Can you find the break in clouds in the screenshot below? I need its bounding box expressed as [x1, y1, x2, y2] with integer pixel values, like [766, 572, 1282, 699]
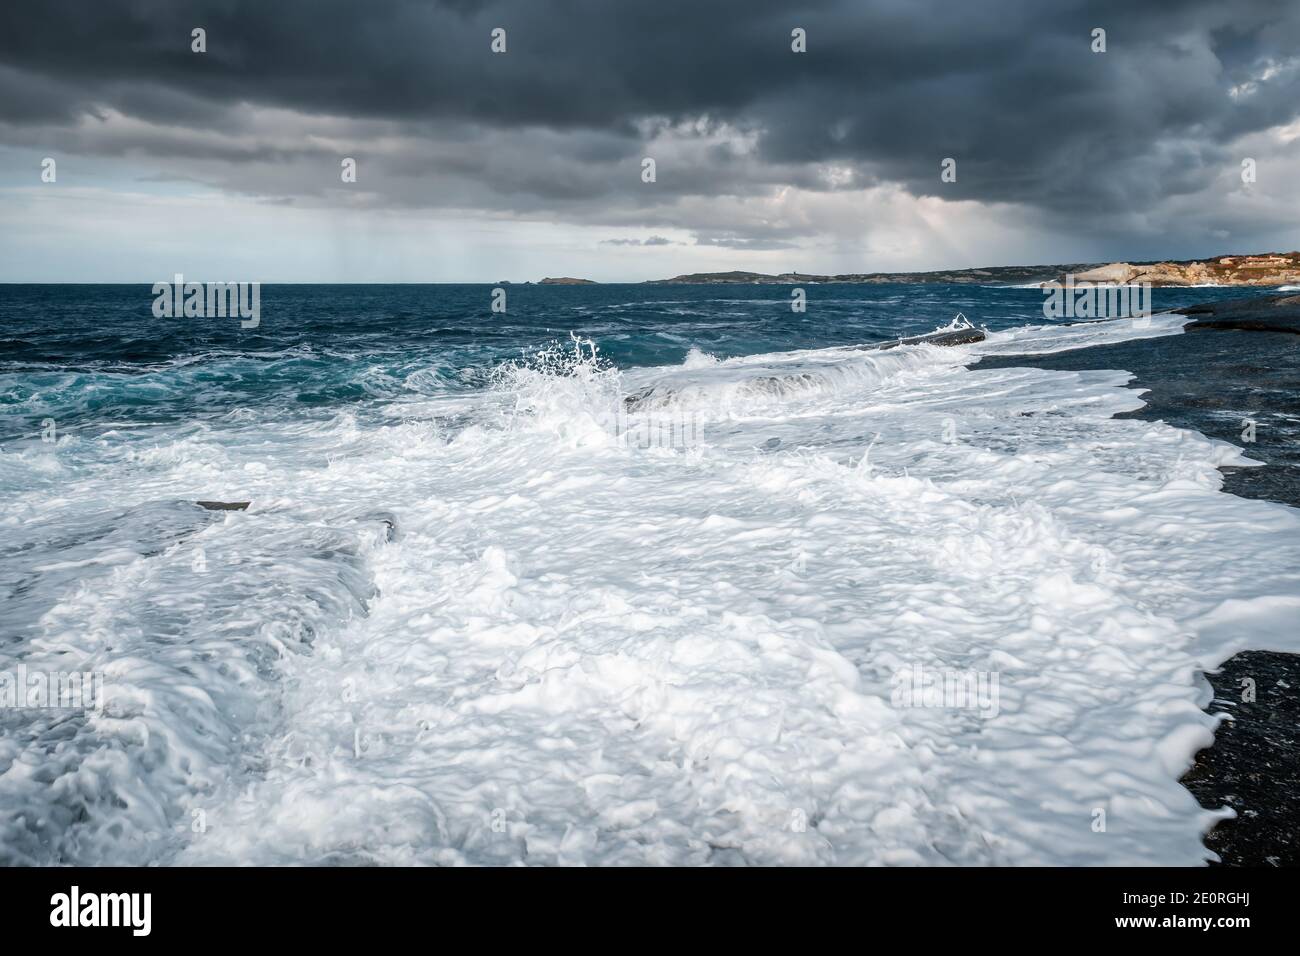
[1, 0, 1299, 278]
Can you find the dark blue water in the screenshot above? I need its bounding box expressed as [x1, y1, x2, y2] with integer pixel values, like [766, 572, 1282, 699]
[0, 282, 1268, 443]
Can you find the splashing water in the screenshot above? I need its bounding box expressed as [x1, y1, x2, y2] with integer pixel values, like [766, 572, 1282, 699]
[2, 283, 1297, 865]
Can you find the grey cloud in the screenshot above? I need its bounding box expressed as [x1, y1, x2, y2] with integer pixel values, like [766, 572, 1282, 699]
[600, 236, 680, 246]
[694, 235, 800, 251]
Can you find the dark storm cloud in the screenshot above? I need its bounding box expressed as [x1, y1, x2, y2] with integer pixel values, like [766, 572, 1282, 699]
[1, 0, 1298, 241]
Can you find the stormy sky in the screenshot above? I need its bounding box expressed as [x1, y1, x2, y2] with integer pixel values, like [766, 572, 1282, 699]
[1, 0, 1297, 281]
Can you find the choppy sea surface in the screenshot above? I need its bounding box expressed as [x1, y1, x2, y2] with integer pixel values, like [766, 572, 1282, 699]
[2, 283, 1299, 865]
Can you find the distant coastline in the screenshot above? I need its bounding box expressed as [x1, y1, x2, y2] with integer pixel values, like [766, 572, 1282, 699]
[540, 252, 1300, 288]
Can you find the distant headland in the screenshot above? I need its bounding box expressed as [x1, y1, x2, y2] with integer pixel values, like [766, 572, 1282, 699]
[533, 252, 1300, 287]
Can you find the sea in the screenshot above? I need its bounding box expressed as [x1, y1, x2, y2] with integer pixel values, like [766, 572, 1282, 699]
[2, 282, 1299, 865]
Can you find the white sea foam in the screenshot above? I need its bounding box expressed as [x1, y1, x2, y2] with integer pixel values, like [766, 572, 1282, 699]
[2, 315, 1298, 866]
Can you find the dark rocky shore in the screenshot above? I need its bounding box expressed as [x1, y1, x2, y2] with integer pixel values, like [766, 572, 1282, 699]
[1179, 651, 1300, 866]
[1177, 290, 1300, 335]
[978, 291, 1300, 866]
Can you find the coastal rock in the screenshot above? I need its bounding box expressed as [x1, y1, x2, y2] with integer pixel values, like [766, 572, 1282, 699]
[1066, 262, 1141, 284]
[538, 277, 597, 285]
[1175, 292, 1300, 334]
[868, 327, 986, 350]
[1050, 252, 1300, 288]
